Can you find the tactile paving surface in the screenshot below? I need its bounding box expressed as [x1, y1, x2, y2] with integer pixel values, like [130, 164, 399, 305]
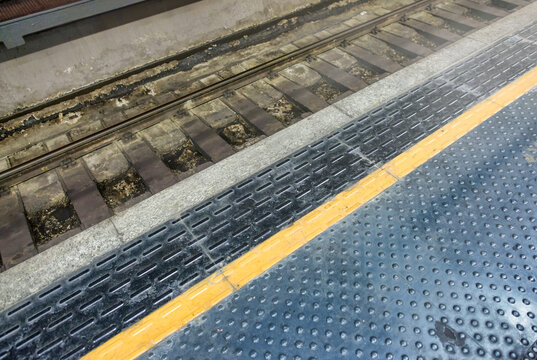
[142, 88, 537, 360]
[519, 22, 537, 43]
[0, 25, 536, 360]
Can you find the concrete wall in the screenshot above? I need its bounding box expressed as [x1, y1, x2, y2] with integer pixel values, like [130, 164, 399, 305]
[0, 0, 319, 117]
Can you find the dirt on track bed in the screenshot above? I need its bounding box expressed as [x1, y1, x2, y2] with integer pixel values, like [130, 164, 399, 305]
[27, 200, 81, 246]
[161, 140, 207, 173]
[264, 97, 304, 126]
[348, 62, 382, 83]
[310, 79, 346, 103]
[219, 120, 259, 149]
[96, 168, 147, 208]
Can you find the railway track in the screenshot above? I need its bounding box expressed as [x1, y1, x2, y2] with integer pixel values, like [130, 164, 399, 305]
[0, 0, 531, 270]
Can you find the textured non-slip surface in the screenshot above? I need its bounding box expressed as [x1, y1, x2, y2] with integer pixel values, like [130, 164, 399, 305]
[142, 88, 537, 360]
[0, 25, 536, 360]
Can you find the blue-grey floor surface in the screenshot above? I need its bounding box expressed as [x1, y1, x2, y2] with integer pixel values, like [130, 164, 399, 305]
[140, 87, 537, 360]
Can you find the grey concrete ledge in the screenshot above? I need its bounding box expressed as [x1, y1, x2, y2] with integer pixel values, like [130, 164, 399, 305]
[1, 3, 536, 312]
[0, 0, 322, 115]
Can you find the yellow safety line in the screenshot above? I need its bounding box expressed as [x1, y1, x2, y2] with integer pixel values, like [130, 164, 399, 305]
[83, 66, 537, 360]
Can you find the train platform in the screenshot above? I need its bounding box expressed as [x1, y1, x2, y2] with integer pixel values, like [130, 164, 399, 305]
[1, 4, 537, 360]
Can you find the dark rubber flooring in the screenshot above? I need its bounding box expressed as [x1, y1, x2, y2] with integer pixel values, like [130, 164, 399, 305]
[141, 89, 537, 360]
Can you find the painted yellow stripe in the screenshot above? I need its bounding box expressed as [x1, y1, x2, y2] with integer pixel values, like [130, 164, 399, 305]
[83, 66, 537, 360]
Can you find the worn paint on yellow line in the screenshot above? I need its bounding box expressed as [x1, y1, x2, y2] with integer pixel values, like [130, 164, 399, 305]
[82, 66, 537, 360]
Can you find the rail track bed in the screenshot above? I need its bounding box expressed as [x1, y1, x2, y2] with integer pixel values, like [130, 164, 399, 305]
[0, 0, 532, 269]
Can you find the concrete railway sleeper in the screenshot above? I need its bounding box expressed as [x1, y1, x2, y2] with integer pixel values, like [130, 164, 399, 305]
[0, 0, 532, 270]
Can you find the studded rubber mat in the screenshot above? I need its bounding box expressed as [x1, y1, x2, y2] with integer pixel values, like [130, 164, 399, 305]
[0, 25, 537, 360]
[142, 87, 537, 360]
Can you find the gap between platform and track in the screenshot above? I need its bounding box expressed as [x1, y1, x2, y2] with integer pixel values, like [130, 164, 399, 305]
[81, 61, 537, 360]
[0, 1, 536, 315]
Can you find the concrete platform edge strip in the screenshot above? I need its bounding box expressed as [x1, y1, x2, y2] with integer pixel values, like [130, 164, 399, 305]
[0, 2, 536, 313]
[82, 64, 537, 360]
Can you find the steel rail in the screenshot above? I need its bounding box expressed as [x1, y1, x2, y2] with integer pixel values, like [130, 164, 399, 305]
[0, 0, 437, 183]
